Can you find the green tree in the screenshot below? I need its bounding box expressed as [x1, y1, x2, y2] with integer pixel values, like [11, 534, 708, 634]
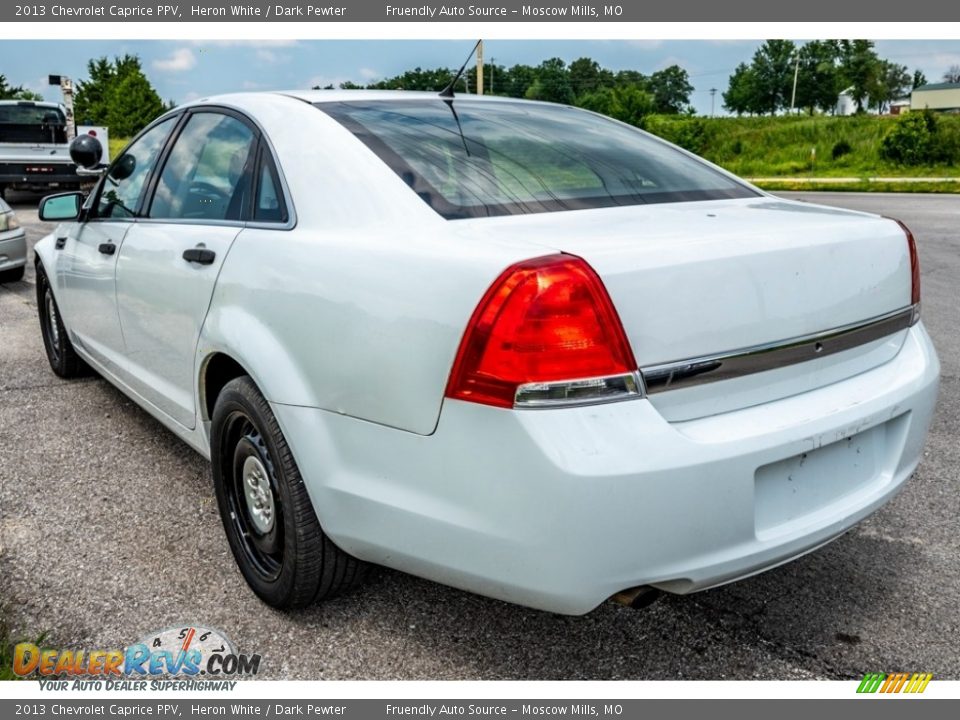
[912, 70, 927, 89]
[870, 61, 911, 113]
[839, 40, 881, 113]
[105, 70, 167, 137]
[750, 40, 797, 115]
[74, 55, 166, 134]
[568, 57, 613, 95]
[794, 40, 842, 114]
[0, 74, 42, 101]
[524, 58, 575, 105]
[613, 69, 648, 89]
[649, 65, 693, 114]
[501, 64, 537, 98]
[722, 63, 759, 116]
[367, 66, 455, 91]
[475, 62, 507, 95]
[944, 65, 960, 83]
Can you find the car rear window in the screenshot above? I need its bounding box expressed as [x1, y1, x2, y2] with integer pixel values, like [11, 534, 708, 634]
[0, 103, 67, 144]
[318, 99, 756, 219]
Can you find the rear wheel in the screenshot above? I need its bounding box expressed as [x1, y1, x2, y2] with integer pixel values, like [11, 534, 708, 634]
[36, 264, 89, 378]
[211, 376, 366, 608]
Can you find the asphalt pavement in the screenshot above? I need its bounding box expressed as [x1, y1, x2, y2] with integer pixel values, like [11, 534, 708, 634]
[0, 191, 957, 680]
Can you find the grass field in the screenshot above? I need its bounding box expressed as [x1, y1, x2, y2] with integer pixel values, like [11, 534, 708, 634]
[108, 136, 128, 162]
[643, 114, 960, 184]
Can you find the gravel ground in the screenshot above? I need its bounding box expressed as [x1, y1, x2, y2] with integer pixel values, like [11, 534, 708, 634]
[1, 191, 957, 680]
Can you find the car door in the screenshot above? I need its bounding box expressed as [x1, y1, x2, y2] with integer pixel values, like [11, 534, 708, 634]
[56, 116, 179, 369]
[114, 110, 259, 429]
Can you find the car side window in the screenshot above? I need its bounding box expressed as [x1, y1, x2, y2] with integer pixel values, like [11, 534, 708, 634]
[149, 112, 256, 222]
[94, 116, 177, 220]
[254, 153, 288, 223]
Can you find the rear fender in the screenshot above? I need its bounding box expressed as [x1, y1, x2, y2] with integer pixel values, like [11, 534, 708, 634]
[196, 304, 318, 421]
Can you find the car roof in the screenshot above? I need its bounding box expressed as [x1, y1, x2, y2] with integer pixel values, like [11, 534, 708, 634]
[181, 89, 555, 112]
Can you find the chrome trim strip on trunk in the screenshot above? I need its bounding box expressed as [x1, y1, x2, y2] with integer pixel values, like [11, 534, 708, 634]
[641, 305, 917, 394]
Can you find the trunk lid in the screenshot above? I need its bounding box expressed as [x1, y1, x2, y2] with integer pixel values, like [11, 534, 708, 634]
[453, 197, 914, 421]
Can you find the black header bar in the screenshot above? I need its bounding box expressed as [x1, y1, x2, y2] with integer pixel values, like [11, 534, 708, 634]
[5, 0, 959, 22]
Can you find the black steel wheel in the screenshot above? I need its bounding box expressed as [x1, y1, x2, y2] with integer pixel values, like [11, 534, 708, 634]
[210, 376, 367, 608]
[36, 263, 89, 378]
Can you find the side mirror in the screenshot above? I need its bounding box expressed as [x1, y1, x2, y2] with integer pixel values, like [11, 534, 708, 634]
[69, 134, 103, 169]
[110, 154, 136, 181]
[39, 192, 84, 222]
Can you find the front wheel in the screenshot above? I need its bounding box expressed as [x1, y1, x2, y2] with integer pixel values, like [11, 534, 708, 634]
[210, 376, 366, 608]
[36, 264, 89, 378]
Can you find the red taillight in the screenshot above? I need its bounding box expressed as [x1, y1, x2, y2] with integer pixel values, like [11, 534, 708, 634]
[445, 254, 639, 409]
[890, 218, 921, 310]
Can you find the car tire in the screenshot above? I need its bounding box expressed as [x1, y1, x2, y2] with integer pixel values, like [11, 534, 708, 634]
[211, 376, 367, 608]
[0, 265, 25, 283]
[36, 264, 90, 378]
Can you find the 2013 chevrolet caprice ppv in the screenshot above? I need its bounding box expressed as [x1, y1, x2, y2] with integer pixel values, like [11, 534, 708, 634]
[33, 91, 940, 614]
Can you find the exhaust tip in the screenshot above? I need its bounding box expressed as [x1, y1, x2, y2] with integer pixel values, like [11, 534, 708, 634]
[610, 585, 662, 610]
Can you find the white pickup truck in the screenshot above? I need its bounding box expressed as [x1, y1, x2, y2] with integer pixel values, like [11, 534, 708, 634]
[0, 100, 80, 199]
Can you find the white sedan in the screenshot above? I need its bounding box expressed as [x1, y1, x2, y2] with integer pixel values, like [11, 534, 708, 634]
[34, 91, 940, 614]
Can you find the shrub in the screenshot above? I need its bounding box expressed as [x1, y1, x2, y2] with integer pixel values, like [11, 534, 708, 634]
[935, 121, 960, 165]
[880, 111, 939, 165]
[832, 140, 853, 160]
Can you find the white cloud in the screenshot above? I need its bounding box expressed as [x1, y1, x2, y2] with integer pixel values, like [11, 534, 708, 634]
[358, 68, 380, 80]
[153, 48, 197, 73]
[623, 40, 664, 50]
[191, 40, 298, 48]
[256, 49, 291, 64]
[931, 53, 960, 69]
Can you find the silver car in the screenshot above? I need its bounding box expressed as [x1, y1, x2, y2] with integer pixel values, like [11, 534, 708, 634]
[0, 196, 26, 283]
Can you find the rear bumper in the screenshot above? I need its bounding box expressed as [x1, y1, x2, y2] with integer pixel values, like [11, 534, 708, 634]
[0, 161, 79, 188]
[272, 322, 940, 615]
[0, 228, 27, 271]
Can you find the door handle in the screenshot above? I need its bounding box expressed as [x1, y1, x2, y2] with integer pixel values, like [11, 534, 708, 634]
[182, 248, 216, 265]
[98, 243, 116, 255]
[55, 237, 67, 250]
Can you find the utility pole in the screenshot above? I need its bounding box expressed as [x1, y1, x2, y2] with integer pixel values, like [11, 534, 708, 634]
[790, 52, 800, 114]
[477, 39, 484, 95]
[489, 57, 495, 94]
[710, 88, 717, 117]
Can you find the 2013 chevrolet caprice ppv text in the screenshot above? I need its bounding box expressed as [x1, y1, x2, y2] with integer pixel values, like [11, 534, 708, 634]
[33, 92, 940, 614]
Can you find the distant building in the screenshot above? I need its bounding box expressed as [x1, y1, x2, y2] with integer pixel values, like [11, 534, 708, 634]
[835, 87, 857, 116]
[889, 99, 911, 115]
[910, 82, 960, 112]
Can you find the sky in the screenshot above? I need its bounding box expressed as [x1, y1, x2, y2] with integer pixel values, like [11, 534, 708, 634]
[2, 39, 959, 116]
